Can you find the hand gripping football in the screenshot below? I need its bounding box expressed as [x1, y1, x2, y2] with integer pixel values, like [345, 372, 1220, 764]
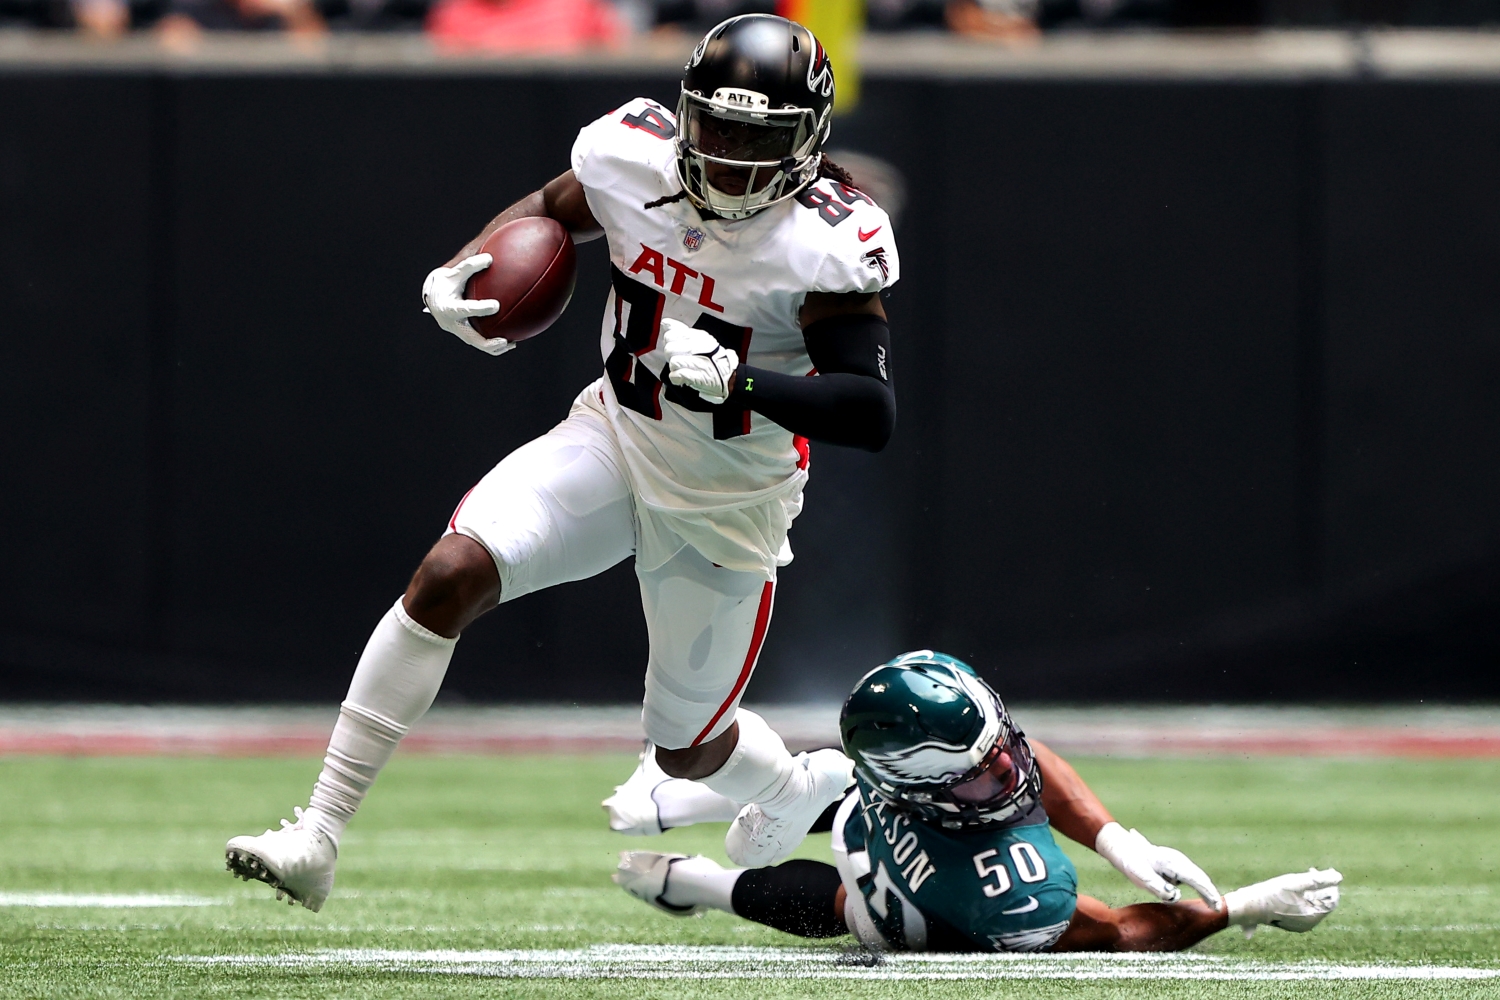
[464, 217, 577, 343]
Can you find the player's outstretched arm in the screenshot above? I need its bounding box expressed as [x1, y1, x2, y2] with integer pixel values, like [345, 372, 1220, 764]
[1052, 893, 1227, 952]
[423, 172, 604, 356]
[664, 290, 896, 451]
[1033, 739, 1220, 907]
[1052, 868, 1342, 952]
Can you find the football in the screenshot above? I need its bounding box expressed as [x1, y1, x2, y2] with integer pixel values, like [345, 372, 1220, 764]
[465, 217, 577, 343]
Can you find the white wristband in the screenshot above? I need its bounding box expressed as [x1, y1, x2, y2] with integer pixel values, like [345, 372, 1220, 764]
[1093, 821, 1131, 862]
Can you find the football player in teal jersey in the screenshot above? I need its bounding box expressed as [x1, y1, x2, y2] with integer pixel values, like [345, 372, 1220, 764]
[609, 651, 1342, 952]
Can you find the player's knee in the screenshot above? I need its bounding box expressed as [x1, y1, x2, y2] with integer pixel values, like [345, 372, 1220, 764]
[404, 535, 500, 631]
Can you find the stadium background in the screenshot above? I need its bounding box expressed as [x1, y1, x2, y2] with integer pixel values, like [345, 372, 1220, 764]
[4, 30, 1498, 705]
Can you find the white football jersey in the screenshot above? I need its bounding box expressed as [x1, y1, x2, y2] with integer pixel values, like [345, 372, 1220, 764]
[569, 96, 900, 523]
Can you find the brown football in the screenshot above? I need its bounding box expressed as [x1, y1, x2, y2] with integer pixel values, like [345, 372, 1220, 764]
[465, 217, 577, 344]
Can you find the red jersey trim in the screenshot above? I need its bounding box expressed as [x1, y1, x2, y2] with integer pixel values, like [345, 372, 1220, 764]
[447, 486, 478, 532]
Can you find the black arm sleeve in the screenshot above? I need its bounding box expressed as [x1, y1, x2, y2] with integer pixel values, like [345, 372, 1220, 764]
[727, 312, 896, 452]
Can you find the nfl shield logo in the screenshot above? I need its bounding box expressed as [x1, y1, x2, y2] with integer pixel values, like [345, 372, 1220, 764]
[682, 227, 705, 252]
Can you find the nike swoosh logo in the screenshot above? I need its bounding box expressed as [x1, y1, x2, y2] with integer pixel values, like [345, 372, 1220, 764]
[858, 226, 881, 242]
[1001, 896, 1039, 915]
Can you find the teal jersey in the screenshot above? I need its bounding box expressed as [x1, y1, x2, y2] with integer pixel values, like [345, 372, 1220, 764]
[839, 775, 1078, 952]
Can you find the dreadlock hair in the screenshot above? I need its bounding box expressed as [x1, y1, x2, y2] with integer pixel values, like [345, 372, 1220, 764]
[643, 189, 691, 210]
[817, 155, 860, 190]
[642, 155, 860, 211]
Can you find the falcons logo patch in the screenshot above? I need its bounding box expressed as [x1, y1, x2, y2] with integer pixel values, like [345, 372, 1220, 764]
[861, 246, 889, 281]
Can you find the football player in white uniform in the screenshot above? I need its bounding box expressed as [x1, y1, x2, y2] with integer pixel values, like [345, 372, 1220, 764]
[225, 14, 900, 912]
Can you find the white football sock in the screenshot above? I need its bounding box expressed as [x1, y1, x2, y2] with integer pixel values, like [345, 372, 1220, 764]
[695, 709, 810, 819]
[303, 598, 457, 845]
[655, 778, 742, 829]
[659, 855, 742, 912]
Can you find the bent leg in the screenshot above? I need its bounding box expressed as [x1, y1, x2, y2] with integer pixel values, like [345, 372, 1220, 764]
[303, 421, 636, 846]
[639, 545, 777, 780]
[639, 544, 774, 760]
[402, 533, 499, 638]
[638, 547, 848, 865]
[639, 548, 768, 779]
[731, 860, 847, 938]
[1051, 894, 1228, 952]
[450, 426, 636, 608]
[630, 853, 847, 938]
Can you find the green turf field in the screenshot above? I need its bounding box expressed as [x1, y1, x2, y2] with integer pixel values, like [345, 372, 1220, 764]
[2, 752, 1498, 998]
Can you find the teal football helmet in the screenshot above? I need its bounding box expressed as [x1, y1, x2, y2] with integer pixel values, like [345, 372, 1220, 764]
[839, 650, 1042, 829]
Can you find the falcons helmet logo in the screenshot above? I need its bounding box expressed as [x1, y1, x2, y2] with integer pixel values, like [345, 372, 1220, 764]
[806, 40, 834, 98]
[861, 246, 889, 281]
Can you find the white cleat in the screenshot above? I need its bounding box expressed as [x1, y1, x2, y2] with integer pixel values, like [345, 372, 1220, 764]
[725, 748, 853, 868]
[224, 807, 338, 913]
[602, 744, 669, 836]
[612, 851, 702, 916]
[1223, 867, 1342, 938]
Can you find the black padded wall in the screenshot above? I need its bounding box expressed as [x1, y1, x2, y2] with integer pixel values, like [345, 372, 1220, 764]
[1, 68, 1496, 702]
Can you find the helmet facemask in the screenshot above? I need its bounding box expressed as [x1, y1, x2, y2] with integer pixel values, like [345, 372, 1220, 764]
[901, 726, 1044, 829]
[676, 86, 828, 220]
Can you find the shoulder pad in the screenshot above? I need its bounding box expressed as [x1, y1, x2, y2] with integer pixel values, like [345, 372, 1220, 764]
[571, 97, 679, 190]
[790, 180, 900, 294]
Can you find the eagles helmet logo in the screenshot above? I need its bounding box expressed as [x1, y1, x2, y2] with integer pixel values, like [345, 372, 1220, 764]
[863, 739, 981, 785]
[857, 668, 1004, 786]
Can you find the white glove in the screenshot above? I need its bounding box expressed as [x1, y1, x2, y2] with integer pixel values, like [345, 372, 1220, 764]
[1094, 822, 1221, 907]
[661, 317, 738, 404]
[1223, 867, 1341, 939]
[420, 253, 514, 357]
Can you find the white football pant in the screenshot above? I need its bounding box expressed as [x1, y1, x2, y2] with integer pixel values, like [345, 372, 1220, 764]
[448, 405, 775, 750]
[301, 406, 783, 848]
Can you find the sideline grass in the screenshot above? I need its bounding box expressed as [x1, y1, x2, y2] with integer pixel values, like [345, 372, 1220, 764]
[1, 752, 1498, 998]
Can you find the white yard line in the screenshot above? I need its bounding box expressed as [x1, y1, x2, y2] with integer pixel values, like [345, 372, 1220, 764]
[173, 945, 1500, 980]
[2, 892, 222, 908]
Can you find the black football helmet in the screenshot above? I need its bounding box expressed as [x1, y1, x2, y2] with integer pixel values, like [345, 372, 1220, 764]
[677, 14, 835, 220]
